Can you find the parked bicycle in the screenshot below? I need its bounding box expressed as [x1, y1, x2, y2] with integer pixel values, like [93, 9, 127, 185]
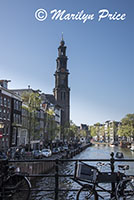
[0, 159, 31, 200]
[73, 160, 134, 200]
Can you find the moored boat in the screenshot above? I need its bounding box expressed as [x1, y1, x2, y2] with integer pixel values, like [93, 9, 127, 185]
[115, 152, 124, 159]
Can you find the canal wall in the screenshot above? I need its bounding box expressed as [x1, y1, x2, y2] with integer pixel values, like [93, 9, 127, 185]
[13, 160, 55, 176]
[10, 143, 91, 177]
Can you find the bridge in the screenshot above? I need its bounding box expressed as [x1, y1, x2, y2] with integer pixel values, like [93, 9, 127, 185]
[9, 152, 134, 200]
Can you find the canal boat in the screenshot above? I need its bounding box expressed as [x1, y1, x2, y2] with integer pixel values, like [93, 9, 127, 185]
[110, 143, 115, 147]
[115, 152, 124, 159]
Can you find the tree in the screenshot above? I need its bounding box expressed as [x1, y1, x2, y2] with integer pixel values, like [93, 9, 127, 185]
[90, 126, 97, 137]
[79, 129, 87, 137]
[106, 126, 110, 142]
[61, 122, 70, 142]
[94, 123, 101, 141]
[45, 108, 57, 143]
[60, 121, 78, 142]
[100, 125, 105, 141]
[117, 114, 134, 140]
[69, 121, 78, 140]
[22, 92, 41, 149]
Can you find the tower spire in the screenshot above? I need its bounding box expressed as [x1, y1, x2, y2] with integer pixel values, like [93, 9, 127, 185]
[60, 33, 65, 46]
[54, 38, 70, 126]
[61, 32, 64, 41]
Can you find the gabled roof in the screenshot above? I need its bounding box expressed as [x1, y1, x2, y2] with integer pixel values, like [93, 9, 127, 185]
[41, 93, 62, 108]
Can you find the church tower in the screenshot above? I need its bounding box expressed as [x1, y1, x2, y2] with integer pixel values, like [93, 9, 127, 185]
[53, 36, 70, 126]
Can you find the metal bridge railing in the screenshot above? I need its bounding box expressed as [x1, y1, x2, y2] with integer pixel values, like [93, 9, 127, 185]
[9, 152, 134, 200]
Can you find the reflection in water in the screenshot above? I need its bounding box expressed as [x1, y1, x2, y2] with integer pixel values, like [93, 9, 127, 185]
[31, 145, 134, 200]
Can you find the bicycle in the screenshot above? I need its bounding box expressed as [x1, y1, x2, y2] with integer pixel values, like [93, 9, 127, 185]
[73, 161, 134, 200]
[0, 159, 31, 200]
[115, 165, 134, 200]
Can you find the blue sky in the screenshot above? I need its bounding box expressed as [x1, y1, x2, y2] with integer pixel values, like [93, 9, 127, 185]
[0, 0, 134, 125]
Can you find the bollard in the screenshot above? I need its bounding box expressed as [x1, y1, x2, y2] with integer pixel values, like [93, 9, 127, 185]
[110, 152, 115, 198]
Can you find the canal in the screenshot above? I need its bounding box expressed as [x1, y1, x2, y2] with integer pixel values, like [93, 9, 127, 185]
[31, 144, 134, 200]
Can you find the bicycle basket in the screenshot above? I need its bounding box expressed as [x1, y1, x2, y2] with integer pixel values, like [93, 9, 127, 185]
[74, 161, 98, 183]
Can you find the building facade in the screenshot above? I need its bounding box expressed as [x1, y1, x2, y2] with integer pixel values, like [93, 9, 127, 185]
[10, 95, 22, 147]
[21, 104, 29, 146]
[0, 80, 22, 150]
[0, 85, 11, 150]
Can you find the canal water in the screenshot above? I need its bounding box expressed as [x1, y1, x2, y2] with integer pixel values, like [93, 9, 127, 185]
[31, 144, 134, 200]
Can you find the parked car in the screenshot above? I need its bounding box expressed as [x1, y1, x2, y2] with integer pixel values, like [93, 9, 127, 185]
[0, 151, 8, 159]
[32, 150, 42, 159]
[63, 145, 68, 151]
[52, 148, 60, 154]
[59, 146, 64, 152]
[41, 149, 52, 157]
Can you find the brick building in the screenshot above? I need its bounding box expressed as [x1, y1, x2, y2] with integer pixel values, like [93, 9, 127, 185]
[0, 80, 22, 150]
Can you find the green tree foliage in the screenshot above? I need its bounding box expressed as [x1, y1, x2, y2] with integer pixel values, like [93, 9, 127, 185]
[61, 121, 78, 141]
[80, 129, 87, 137]
[90, 126, 97, 137]
[22, 92, 41, 111]
[100, 125, 105, 138]
[22, 92, 41, 143]
[90, 123, 100, 137]
[45, 108, 58, 142]
[69, 121, 78, 139]
[60, 122, 69, 141]
[117, 114, 134, 139]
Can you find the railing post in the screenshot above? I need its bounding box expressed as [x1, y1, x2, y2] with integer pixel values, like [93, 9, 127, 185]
[110, 152, 115, 198]
[55, 159, 59, 200]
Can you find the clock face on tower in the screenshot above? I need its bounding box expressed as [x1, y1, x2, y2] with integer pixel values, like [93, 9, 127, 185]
[61, 68, 65, 72]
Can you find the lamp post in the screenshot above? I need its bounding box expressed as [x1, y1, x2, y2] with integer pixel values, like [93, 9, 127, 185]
[0, 122, 4, 151]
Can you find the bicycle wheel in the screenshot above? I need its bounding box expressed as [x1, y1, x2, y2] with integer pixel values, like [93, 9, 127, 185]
[116, 178, 134, 200]
[5, 174, 31, 200]
[76, 185, 98, 200]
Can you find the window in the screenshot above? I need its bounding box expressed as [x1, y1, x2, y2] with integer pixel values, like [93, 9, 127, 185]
[0, 108, 2, 118]
[7, 99, 10, 108]
[4, 98, 7, 107]
[0, 96, 2, 105]
[3, 126, 5, 135]
[18, 115, 21, 124]
[61, 92, 66, 100]
[14, 99, 18, 110]
[61, 79, 64, 85]
[18, 102, 21, 111]
[7, 110, 10, 120]
[12, 127, 16, 145]
[3, 109, 6, 119]
[13, 113, 16, 123]
[16, 101, 18, 110]
[6, 126, 9, 135]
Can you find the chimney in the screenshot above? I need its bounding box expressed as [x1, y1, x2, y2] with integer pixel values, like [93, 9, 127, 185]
[0, 80, 11, 89]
